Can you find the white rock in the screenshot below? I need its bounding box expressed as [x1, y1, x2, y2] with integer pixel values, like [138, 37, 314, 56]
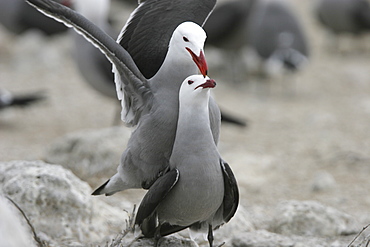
[0, 194, 36, 247]
[269, 200, 358, 236]
[44, 127, 131, 185]
[0, 160, 127, 245]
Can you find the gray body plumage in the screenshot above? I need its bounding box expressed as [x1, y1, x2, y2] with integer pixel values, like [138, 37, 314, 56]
[135, 76, 238, 246]
[315, 0, 370, 34]
[25, 0, 221, 194]
[157, 77, 224, 227]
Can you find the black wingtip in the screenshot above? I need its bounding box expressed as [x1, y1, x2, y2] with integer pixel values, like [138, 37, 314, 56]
[159, 223, 189, 237]
[10, 93, 46, 107]
[220, 111, 248, 127]
[220, 160, 239, 223]
[136, 213, 157, 238]
[91, 179, 110, 196]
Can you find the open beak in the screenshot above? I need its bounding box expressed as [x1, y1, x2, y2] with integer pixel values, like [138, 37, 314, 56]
[186, 47, 208, 77]
[195, 79, 216, 90]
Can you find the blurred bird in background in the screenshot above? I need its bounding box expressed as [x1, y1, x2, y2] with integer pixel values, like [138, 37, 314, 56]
[205, 0, 309, 82]
[0, 0, 70, 35]
[0, 89, 44, 110]
[315, 0, 370, 52]
[315, 0, 370, 35]
[71, 0, 118, 100]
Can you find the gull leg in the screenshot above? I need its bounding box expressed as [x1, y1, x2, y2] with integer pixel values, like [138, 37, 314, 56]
[153, 225, 162, 247]
[207, 224, 214, 247]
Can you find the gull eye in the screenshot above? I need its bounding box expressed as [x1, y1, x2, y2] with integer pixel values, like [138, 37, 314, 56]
[183, 36, 189, 42]
[188, 80, 194, 85]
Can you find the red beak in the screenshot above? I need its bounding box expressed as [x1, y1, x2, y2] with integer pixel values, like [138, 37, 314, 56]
[195, 79, 216, 90]
[186, 47, 208, 77]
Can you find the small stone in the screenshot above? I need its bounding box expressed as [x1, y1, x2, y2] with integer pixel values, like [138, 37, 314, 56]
[311, 171, 337, 192]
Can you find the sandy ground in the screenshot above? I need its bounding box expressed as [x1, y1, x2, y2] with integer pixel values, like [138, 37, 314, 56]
[1, 0, 370, 244]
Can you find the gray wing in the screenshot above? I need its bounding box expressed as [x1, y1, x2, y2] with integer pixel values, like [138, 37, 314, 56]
[118, 0, 216, 79]
[26, 0, 153, 126]
[220, 159, 239, 223]
[135, 169, 179, 237]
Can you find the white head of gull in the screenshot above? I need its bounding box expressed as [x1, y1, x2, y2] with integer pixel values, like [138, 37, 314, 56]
[149, 21, 208, 88]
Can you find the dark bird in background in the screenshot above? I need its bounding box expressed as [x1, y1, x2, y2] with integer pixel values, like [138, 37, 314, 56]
[204, 0, 256, 52]
[246, 0, 309, 75]
[204, 0, 256, 80]
[0, 0, 70, 35]
[204, 0, 309, 78]
[71, 0, 118, 100]
[314, 0, 370, 52]
[0, 89, 45, 110]
[315, 0, 370, 35]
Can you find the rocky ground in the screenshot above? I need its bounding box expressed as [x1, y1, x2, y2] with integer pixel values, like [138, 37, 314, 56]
[1, 0, 370, 246]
